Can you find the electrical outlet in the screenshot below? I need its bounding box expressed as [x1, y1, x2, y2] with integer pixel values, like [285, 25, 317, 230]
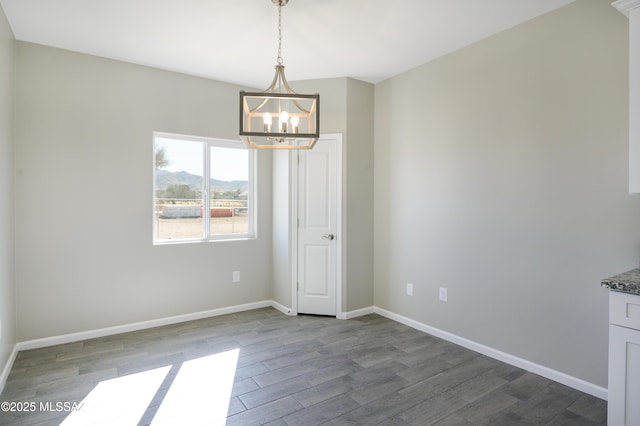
[406, 283, 414, 296]
[233, 271, 240, 283]
[439, 287, 448, 302]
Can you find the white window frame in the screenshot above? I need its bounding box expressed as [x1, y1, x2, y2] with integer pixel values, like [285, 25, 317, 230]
[153, 132, 256, 244]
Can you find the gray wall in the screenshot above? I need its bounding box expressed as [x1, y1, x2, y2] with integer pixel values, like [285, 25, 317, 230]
[271, 149, 291, 308]
[374, 0, 639, 388]
[0, 4, 15, 372]
[14, 42, 274, 341]
[345, 78, 374, 311]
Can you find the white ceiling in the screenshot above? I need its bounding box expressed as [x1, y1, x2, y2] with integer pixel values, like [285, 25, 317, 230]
[0, 0, 576, 88]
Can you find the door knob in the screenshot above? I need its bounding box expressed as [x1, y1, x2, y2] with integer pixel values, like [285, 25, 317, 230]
[322, 234, 335, 240]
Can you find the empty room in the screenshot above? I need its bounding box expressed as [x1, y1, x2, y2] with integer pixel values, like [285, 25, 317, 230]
[1, 0, 639, 424]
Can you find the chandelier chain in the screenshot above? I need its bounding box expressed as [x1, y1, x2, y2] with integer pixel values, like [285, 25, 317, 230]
[277, 3, 283, 65]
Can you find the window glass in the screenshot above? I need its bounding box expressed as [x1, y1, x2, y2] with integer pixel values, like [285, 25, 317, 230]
[209, 146, 249, 236]
[153, 134, 254, 243]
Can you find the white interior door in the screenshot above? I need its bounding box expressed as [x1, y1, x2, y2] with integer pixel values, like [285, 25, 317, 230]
[297, 136, 341, 316]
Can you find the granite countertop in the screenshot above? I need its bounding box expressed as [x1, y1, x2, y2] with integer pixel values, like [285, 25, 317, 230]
[601, 268, 640, 296]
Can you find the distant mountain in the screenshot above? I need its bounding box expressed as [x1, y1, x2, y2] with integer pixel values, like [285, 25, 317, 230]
[155, 170, 248, 194]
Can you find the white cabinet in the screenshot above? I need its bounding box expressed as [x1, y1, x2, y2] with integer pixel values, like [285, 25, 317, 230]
[613, 0, 640, 193]
[608, 291, 640, 425]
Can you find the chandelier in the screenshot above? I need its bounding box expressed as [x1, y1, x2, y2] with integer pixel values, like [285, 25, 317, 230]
[239, 0, 320, 149]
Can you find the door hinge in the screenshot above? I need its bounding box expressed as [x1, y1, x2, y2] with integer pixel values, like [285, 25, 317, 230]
[297, 282, 299, 291]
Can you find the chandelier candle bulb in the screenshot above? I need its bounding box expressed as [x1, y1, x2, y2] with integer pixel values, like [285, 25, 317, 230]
[263, 113, 272, 132]
[279, 111, 289, 133]
[290, 115, 299, 133]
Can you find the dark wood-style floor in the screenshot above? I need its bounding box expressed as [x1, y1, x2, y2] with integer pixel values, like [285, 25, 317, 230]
[0, 308, 606, 425]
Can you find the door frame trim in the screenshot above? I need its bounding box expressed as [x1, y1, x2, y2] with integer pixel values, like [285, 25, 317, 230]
[290, 133, 343, 318]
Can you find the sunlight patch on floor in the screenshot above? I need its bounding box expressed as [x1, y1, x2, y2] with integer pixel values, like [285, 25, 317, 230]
[60, 349, 240, 425]
[61, 366, 171, 425]
[151, 349, 239, 424]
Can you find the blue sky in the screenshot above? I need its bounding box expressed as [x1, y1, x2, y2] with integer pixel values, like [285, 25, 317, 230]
[155, 137, 248, 182]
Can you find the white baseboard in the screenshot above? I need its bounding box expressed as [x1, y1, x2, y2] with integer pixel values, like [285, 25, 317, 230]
[16, 300, 272, 352]
[0, 344, 19, 395]
[270, 300, 295, 316]
[341, 306, 375, 319]
[373, 306, 608, 401]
